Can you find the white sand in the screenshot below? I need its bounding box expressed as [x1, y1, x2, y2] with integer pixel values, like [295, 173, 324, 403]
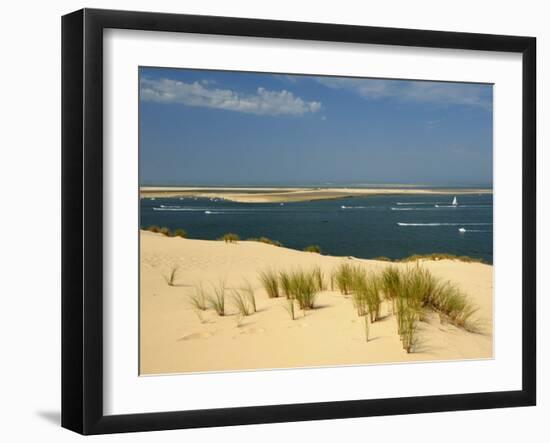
[140, 231, 493, 375]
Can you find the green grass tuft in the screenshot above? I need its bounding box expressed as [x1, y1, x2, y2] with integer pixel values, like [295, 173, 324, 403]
[231, 290, 252, 317]
[391, 266, 479, 351]
[158, 226, 172, 237]
[350, 269, 382, 322]
[303, 245, 322, 254]
[278, 269, 318, 310]
[219, 233, 240, 243]
[428, 280, 479, 330]
[279, 271, 293, 299]
[207, 281, 226, 316]
[259, 269, 280, 298]
[188, 283, 208, 311]
[247, 237, 283, 247]
[163, 266, 179, 286]
[173, 228, 188, 238]
[240, 280, 257, 313]
[381, 266, 401, 314]
[399, 253, 486, 264]
[312, 266, 326, 291]
[288, 269, 317, 311]
[397, 297, 418, 353]
[332, 262, 357, 295]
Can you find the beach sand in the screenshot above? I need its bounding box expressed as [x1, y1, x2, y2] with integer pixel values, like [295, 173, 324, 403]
[140, 186, 492, 203]
[140, 230, 493, 375]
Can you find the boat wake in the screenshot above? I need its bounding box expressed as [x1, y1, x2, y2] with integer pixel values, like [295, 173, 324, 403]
[341, 205, 386, 210]
[393, 205, 491, 211]
[153, 206, 209, 211]
[391, 207, 437, 211]
[397, 222, 492, 227]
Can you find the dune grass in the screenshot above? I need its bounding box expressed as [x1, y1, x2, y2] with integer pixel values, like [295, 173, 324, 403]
[173, 228, 187, 238]
[283, 298, 296, 320]
[312, 266, 326, 291]
[163, 266, 179, 286]
[381, 266, 401, 314]
[259, 269, 280, 298]
[278, 269, 318, 310]
[145, 225, 186, 238]
[231, 290, 252, 317]
[289, 270, 317, 310]
[394, 272, 423, 352]
[364, 274, 382, 322]
[146, 225, 161, 233]
[303, 245, 322, 254]
[396, 297, 418, 353]
[296, 273, 317, 311]
[391, 266, 478, 350]
[207, 281, 226, 316]
[240, 280, 257, 313]
[372, 256, 392, 262]
[219, 233, 240, 243]
[188, 283, 208, 311]
[158, 226, 171, 237]
[279, 271, 293, 299]
[143, 226, 485, 266]
[399, 253, 486, 264]
[350, 269, 367, 317]
[400, 267, 437, 307]
[350, 269, 382, 322]
[247, 237, 283, 247]
[393, 268, 434, 351]
[428, 281, 479, 330]
[332, 262, 357, 295]
[329, 263, 479, 352]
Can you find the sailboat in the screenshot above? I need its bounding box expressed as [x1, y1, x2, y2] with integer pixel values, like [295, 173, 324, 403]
[435, 196, 458, 208]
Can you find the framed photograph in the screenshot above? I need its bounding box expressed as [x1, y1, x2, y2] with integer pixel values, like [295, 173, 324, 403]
[61, 8, 536, 435]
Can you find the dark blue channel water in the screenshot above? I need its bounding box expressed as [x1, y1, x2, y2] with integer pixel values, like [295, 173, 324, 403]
[140, 193, 493, 263]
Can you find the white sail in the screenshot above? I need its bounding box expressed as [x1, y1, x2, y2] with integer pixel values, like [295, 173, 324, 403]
[452, 196, 458, 206]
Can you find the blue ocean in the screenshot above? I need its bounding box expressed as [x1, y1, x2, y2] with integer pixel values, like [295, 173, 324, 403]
[140, 193, 493, 264]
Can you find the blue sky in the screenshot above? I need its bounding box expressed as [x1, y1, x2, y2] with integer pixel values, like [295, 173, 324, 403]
[139, 67, 493, 186]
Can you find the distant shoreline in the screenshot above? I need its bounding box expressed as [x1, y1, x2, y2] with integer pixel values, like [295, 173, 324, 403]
[140, 186, 493, 203]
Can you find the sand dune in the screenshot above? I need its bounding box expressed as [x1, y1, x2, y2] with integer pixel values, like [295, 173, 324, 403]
[140, 230, 493, 375]
[140, 186, 492, 203]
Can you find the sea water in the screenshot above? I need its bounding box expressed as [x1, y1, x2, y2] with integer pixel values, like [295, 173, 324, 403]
[140, 193, 493, 263]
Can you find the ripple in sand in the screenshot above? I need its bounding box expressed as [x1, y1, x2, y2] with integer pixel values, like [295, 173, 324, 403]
[178, 331, 214, 341]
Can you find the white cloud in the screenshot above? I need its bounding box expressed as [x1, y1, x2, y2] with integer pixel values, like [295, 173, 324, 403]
[316, 77, 491, 109]
[140, 78, 322, 116]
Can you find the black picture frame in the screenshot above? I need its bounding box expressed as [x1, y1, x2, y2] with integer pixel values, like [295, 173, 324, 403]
[61, 8, 536, 435]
